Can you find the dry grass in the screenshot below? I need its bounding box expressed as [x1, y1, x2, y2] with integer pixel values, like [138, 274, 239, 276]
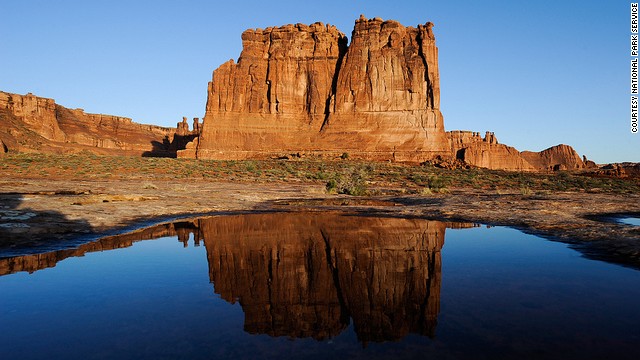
[1, 152, 638, 195]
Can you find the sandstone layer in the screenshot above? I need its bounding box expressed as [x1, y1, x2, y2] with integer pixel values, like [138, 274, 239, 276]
[187, 16, 449, 162]
[0, 91, 177, 156]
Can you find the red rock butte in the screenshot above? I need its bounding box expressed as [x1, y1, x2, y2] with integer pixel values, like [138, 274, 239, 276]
[177, 16, 593, 171]
[179, 16, 447, 162]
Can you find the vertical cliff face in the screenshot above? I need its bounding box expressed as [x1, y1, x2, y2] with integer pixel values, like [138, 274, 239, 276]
[186, 16, 592, 170]
[0, 92, 66, 142]
[196, 22, 348, 159]
[320, 17, 448, 161]
[190, 16, 449, 161]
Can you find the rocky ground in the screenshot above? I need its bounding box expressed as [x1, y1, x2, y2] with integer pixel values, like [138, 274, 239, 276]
[1, 176, 639, 269]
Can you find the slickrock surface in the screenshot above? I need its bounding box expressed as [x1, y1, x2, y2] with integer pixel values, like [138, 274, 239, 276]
[0, 91, 176, 156]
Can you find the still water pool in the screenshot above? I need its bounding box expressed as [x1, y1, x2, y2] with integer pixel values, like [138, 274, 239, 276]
[1, 212, 639, 359]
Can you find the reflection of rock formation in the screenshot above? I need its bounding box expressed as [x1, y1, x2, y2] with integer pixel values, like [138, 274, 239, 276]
[202, 212, 462, 342]
[0, 220, 198, 275]
[0, 212, 474, 344]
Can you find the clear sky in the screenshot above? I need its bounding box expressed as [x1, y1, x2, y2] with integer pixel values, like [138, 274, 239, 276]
[0, 0, 634, 163]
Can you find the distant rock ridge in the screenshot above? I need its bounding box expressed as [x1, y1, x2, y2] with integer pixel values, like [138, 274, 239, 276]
[0, 91, 178, 157]
[178, 16, 593, 171]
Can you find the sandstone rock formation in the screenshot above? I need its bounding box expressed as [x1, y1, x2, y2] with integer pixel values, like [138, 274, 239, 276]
[587, 162, 640, 179]
[318, 17, 449, 161]
[184, 16, 449, 162]
[1, 17, 592, 171]
[447, 131, 535, 171]
[446, 130, 592, 171]
[521, 144, 587, 171]
[180, 16, 591, 171]
[172, 117, 202, 158]
[0, 91, 177, 156]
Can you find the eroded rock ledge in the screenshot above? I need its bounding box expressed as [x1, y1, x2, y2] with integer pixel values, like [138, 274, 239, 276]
[0, 91, 178, 157]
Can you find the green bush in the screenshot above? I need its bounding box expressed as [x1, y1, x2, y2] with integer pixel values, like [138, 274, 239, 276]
[325, 166, 368, 196]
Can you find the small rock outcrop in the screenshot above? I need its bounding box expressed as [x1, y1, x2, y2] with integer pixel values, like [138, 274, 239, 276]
[521, 144, 586, 171]
[588, 163, 640, 179]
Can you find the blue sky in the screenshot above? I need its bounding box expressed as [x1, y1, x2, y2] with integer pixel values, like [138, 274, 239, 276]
[0, 0, 634, 163]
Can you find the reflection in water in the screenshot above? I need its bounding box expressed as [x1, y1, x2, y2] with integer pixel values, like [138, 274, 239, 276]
[0, 212, 474, 343]
[201, 213, 474, 343]
[618, 217, 640, 226]
[0, 220, 198, 275]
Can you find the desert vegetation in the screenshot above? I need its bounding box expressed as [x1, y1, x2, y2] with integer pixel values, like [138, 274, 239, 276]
[1, 152, 637, 195]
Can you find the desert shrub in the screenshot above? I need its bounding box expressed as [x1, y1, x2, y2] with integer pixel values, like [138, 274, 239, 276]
[325, 166, 369, 196]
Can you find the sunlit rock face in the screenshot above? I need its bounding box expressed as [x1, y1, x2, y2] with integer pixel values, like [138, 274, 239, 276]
[184, 16, 590, 170]
[521, 144, 588, 171]
[188, 16, 450, 162]
[446, 131, 590, 171]
[0, 91, 176, 156]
